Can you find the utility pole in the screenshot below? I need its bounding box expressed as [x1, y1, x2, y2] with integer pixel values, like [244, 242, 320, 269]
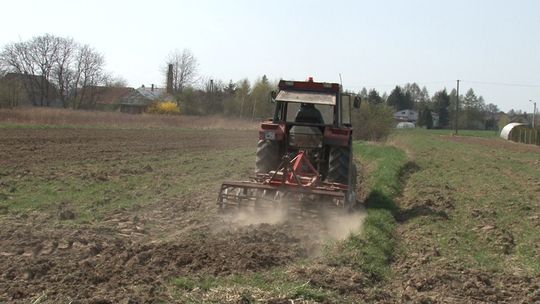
[531, 99, 536, 128]
[454, 79, 460, 135]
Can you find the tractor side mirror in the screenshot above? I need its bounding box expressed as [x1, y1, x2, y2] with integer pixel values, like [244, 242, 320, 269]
[353, 96, 361, 109]
[270, 91, 277, 103]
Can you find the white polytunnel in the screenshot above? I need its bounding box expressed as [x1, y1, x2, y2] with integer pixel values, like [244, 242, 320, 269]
[500, 123, 526, 140]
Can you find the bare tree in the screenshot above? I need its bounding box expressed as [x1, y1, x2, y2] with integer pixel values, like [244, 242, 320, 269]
[53, 37, 76, 107]
[72, 44, 106, 108]
[104, 74, 128, 87]
[1, 40, 39, 104]
[1, 34, 111, 109]
[0, 59, 7, 77]
[164, 48, 198, 93]
[29, 34, 62, 106]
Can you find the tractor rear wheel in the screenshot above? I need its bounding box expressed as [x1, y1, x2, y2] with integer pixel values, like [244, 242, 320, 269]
[327, 146, 351, 184]
[350, 162, 358, 190]
[255, 140, 279, 174]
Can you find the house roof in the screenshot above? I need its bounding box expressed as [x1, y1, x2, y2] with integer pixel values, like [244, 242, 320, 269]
[120, 87, 174, 106]
[393, 109, 418, 117]
[137, 87, 163, 101]
[3, 72, 46, 83]
[1, 72, 60, 102]
[2, 72, 57, 92]
[83, 86, 135, 104]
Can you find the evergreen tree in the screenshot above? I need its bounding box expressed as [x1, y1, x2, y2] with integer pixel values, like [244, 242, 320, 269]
[417, 107, 434, 129]
[367, 89, 383, 104]
[425, 110, 433, 129]
[387, 86, 412, 110]
[432, 89, 450, 128]
[463, 88, 486, 129]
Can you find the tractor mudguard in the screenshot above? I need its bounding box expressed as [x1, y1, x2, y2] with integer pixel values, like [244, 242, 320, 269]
[323, 127, 352, 147]
[259, 122, 286, 141]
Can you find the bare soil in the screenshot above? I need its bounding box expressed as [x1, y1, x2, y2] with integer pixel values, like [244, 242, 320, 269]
[2, 127, 538, 303]
[0, 127, 363, 303]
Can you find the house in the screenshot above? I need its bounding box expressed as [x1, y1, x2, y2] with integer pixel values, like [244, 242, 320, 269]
[78, 86, 135, 111]
[431, 112, 440, 128]
[120, 85, 173, 114]
[393, 109, 418, 122]
[0, 73, 60, 107]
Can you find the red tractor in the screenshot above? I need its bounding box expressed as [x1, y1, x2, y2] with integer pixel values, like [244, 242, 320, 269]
[218, 78, 360, 212]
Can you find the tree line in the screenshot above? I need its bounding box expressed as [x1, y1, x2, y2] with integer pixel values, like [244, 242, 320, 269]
[1, 34, 506, 131]
[0, 34, 124, 108]
[163, 49, 275, 119]
[358, 83, 501, 130]
[165, 49, 503, 130]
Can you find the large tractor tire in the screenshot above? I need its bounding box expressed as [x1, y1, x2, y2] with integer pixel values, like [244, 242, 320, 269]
[327, 146, 351, 184]
[255, 140, 279, 174]
[350, 162, 358, 190]
[346, 158, 359, 211]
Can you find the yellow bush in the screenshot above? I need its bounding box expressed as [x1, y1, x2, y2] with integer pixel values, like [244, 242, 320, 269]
[148, 101, 180, 115]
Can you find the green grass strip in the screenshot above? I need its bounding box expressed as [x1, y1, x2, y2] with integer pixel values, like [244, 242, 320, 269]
[333, 142, 407, 281]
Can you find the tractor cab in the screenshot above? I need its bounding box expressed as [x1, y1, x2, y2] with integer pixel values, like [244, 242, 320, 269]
[258, 78, 360, 179]
[271, 78, 357, 128]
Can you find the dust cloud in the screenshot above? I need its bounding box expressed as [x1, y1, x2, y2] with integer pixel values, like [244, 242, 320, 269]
[222, 202, 367, 241]
[227, 208, 288, 226]
[321, 209, 367, 240]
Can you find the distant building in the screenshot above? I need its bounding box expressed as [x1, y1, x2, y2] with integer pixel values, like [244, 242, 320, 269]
[431, 112, 440, 128]
[78, 86, 135, 111]
[393, 109, 418, 122]
[0, 73, 60, 107]
[120, 85, 174, 114]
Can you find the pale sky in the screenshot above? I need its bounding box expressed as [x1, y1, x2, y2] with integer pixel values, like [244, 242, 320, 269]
[1, 0, 539, 112]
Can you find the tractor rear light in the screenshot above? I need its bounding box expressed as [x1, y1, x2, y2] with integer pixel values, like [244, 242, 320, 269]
[323, 83, 332, 88]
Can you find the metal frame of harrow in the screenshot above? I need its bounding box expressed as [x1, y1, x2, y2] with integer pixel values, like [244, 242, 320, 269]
[217, 150, 350, 211]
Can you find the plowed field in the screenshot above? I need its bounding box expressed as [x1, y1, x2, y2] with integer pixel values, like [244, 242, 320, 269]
[1, 124, 539, 303]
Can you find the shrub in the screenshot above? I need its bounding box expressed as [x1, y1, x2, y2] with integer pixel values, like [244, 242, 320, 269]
[352, 102, 395, 141]
[147, 101, 180, 115]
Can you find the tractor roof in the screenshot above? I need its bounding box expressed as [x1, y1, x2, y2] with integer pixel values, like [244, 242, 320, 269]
[276, 90, 336, 105]
[278, 79, 340, 93]
[276, 79, 340, 105]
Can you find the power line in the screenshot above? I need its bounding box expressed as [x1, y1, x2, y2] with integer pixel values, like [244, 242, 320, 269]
[458, 80, 540, 88]
[344, 79, 540, 92]
[345, 80, 453, 89]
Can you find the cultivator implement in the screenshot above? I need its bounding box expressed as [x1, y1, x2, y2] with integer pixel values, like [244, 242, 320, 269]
[217, 151, 354, 213]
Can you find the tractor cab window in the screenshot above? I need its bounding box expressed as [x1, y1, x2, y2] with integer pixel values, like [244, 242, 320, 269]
[286, 103, 333, 124]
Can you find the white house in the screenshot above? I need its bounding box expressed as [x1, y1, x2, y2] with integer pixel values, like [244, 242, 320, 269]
[393, 109, 418, 122]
